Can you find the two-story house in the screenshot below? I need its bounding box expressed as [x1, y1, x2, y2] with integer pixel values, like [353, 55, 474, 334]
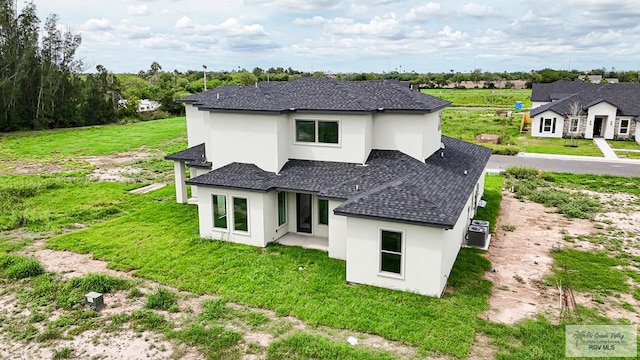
[166, 77, 491, 297]
[530, 80, 640, 141]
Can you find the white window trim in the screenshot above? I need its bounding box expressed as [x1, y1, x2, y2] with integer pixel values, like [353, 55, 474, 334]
[542, 118, 553, 133]
[619, 119, 630, 134]
[277, 192, 287, 228]
[377, 227, 405, 280]
[231, 196, 250, 235]
[293, 119, 341, 147]
[212, 194, 228, 230]
[569, 118, 579, 132]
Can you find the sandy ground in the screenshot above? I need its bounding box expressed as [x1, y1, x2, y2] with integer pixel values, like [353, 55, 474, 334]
[483, 191, 640, 325]
[0, 240, 418, 360]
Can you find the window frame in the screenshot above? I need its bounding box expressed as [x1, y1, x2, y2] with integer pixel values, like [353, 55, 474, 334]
[318, 199, 329, 226]
[620, 119, 629, 134]
[231, 196, 249, 233]
[212, 194, 228, 229]
[569, 118, 579, 132]
[542, 118, 553, 132]
[378, 228, 405, 278]
[277, 192, 287, 227]
[294, 119, 340, 146]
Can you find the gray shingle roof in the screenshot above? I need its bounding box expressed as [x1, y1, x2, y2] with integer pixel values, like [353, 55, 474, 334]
[186, 136, 492, 228]
[177, 77, 450, 113]
[530, 83, 640, 119]
[164, 143, 212, 168]
[530, 80, 602, 102]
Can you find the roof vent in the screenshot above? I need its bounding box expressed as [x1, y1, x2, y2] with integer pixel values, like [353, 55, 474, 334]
[216, 93, 220, 100]
[440, 151, 444, 158]
[464, 170, 468, 175]
[355, 184, 360, 191]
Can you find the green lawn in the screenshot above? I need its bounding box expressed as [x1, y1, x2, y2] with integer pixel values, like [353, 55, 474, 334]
[518, 137, 603, 156]
[45, 185, 493, 358]
[423, 88, 532, 108]
[0, 117, 187, 160]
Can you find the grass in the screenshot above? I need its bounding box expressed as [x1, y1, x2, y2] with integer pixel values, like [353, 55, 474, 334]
[46, 187, 494, 358]
[615, 151, 640, 159]
[423, 88, 532, 108]
[267, 332, 399, 360]
[146, 288, 178, 311]
[0, 254, 44, 279]
[518, 137, 603, 156]
[548, 248, 629, 294]
[607, 140, 640, 150]
[474, 174, 503, 233]
[0, 117, 186, 160]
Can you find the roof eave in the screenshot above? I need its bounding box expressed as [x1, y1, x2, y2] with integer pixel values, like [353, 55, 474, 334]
[332, 210, 454, 229]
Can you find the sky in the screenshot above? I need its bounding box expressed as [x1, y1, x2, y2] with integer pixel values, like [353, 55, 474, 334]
[29, 0, 640, 74]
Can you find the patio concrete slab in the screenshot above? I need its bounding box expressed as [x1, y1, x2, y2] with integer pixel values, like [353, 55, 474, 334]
[276, 233, 328, 252]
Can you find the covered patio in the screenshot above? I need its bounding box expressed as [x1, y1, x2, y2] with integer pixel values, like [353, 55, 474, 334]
[275, 233, 328, 252]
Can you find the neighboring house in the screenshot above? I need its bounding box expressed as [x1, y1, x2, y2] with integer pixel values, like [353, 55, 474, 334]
[530, 80, 640, 141]
[138, 99, 161, 112]
[165, 77, 491, 297]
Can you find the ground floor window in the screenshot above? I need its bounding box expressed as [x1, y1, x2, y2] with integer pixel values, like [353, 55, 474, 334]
[212, 195, 227, 229]
[541, 117, 556, 133]
[318, 199, 329, 225]
[380, 230, 402, 274]
[620, 119, 629, 134]
[233, 197, 248, 232]
[277, 192, 286, 226]
[570, 118, 579, 132]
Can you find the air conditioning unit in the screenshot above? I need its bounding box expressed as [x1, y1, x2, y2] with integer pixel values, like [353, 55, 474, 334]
[471, 220, 490, 229]
[467, 225, 488, 247]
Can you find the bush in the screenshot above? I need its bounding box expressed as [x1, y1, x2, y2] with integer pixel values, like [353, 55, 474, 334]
[491, 145, 520, 155]
[146, 287, 178, 311]
[68, 273, 131, 294]
[505, 166, 539, 179]
[0, 254, 45, 279]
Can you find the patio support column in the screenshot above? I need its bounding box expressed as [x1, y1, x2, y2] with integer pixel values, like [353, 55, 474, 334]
[173, 161, 187, 204]
[189, 167, 198, 199]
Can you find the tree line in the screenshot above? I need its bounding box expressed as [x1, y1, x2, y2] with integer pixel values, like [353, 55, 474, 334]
[0, 1, 120, 132]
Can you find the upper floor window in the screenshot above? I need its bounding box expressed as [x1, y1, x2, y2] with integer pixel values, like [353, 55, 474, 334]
[620, 119, 629, 134]
[295, 120, 339, 144]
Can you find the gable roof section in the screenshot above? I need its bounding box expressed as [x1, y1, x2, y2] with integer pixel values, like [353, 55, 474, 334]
[530, 83, 640, 119]
[164, 143, 212, 168]
[178, 77, 450, 114]
[187, 136, 492, 228]
[530, 80, 602, 102]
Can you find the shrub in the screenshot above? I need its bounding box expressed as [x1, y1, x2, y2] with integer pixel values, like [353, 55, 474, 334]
[68, 273, 131, 293]
[0, 255, 45, 279]
[491, 145, 520, 155]
[146, 288, 178, 311]
[505, 166, 539, 179]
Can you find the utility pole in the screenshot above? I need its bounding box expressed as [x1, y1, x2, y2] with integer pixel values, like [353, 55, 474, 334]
[203, 65, 207, 91]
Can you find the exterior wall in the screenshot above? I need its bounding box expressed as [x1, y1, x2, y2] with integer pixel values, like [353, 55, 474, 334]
[439, 192, 473, 292]
[185, 105, 210, 148]
[209, 112, 285, 172]
[531, 101, 550, 109]
[585, 102, 617, 139]
[327, 200, 346, 260]
[612, 117, 635, 139]
[372, 112, 441, 161]
[288, 113, 373, 164]
[345, 217, 445, 296]
[562, 116, 587, 137]
[196, 187, 268, 247]
[531, 110, 563, 138]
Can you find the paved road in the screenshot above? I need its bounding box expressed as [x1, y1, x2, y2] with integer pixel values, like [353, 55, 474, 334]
[488, 154, 640, 177]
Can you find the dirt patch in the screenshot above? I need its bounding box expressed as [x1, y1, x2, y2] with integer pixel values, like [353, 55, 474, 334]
[483, 192, 595, 324]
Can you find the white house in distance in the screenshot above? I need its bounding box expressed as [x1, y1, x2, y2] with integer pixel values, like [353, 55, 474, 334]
[166, 77, 491, 297]
[530, 80, 640, 141]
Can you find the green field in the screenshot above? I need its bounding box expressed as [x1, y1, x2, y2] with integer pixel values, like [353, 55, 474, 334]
[423, 88, 532, 108]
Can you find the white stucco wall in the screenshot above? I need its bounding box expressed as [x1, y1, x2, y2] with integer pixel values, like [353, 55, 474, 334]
[288, 113, 373, 164]
[208, 112, 286, 172]
[328, 200, 346, 260]
[531, 101, 550, 109]
[196, 187, 268, 247]
[185, 105, 210, 148]
[585, 102, 617, 139]
[372, 112, 441, 161]
[345, 217, 446, 297]
[531, 110, 563, 138]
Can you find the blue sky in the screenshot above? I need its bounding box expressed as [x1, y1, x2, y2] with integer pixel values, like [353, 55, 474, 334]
[31, 0, 640, 74]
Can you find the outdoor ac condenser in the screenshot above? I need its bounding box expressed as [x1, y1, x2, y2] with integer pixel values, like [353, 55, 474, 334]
[471, 220, 490, 229]
[467, 225, 488, 247]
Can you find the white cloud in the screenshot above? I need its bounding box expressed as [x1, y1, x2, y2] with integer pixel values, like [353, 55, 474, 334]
[82, 18, 112, 31]
[175, 16, 193, 29]
[293, 16, 327, 26]
[404, 3, 442, 22]
[326, 13, 404, 39]
[127, 5, 150, 16]
[116, 20, 152, 39]
[459, 2, 497, 17]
